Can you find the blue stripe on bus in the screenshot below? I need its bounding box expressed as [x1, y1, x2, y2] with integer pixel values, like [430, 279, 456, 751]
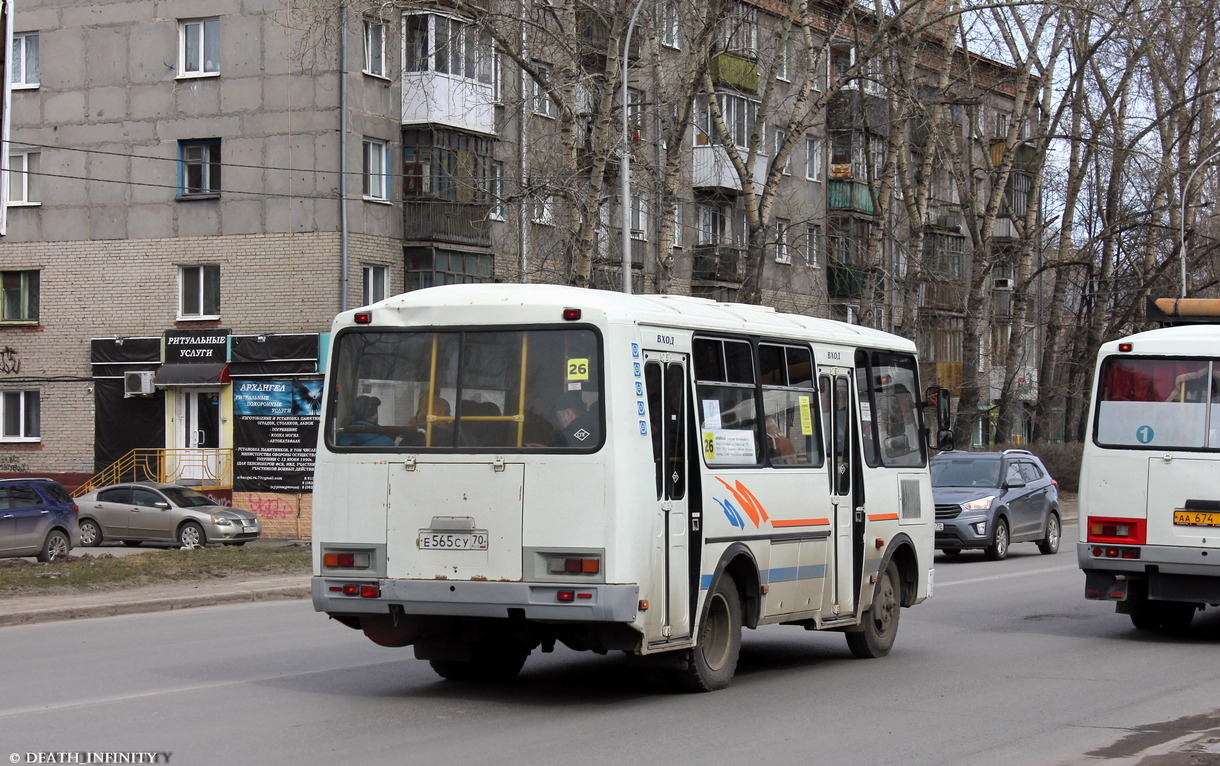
[700, 563, 827, 591]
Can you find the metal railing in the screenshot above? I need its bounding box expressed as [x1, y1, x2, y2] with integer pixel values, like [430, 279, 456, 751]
[72, 448, 234, 497]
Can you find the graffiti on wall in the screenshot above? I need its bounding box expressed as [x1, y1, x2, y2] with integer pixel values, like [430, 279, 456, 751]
[0, 347, 19, 375]
[238, 494, 299, 520]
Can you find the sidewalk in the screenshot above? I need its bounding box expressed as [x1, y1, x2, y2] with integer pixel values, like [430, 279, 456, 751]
[0, 574, 310, 627]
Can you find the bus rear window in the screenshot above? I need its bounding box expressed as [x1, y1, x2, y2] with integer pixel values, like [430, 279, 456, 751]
[327, 328, 603, 451]
[1096, 357, 1220, 449]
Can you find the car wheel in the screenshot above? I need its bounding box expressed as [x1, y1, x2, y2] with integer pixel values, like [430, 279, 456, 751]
[121, 540, 142, 547]
[37, 529, 71, 563]
[1038, 512, 1061, 555]
[78, 519, 103, 547]
[675, 573, 742, 692]
[847, 559, 902, 659]
[985, 518, 1010, 561]
[177, 521, 206, 549]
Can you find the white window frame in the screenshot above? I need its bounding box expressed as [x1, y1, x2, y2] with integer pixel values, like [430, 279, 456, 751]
[1, 269, 39, 323]
[179, 18, 220, 78]
[661, 2, 681, 49]
[776, 38, 792, 82]
[363, 18, 386, 78]
[774, 221, 790, 263]
[362, 265, 389, 306]
[489, 161, 506, 221]
[805, 223, 822, 267]
[630, 195, 647, 241]
[179, 139, 221, 197]
[362, 138, 389, 201]
[11, 33, 39, 89]
[177, 265, 220, 320]
[0, 390, 40, 442]
[805, 136, 822, 181]
[774, 127, 790, 175]
[7, 151, 41, 205]
[697, 203, 728, 245]
[673, 205, 683, 249]
[532, 195, 555, 225]
[531, 64, 554, 118]
[698, 93, 759, 150]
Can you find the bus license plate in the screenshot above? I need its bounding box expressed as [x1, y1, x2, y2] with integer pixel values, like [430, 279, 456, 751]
[1174, 510, 1220, 527]
[418, 531, 489, 550]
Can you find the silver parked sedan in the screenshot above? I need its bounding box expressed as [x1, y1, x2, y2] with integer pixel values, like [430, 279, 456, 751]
[75, 482, 261, 548]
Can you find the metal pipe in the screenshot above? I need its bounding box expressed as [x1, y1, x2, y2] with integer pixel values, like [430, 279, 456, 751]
[339, 5, 350, 312]
[620, 0, 648, 294]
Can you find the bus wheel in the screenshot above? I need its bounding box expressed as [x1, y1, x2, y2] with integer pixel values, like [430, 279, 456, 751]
[985, 519, 1010, 561]
[847, 561, 901, 659]
[677, 574, 742, 692]
[1129, 602, 1196, 632]
[430, 643, 528, 682]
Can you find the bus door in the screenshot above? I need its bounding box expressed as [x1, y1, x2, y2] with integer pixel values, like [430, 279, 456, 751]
[645, 353, 691, 641]
[820, 369, 856, 617]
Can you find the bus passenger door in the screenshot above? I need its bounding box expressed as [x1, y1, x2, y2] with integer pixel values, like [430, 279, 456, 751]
[821, 371, 856, 617]
[645, 354, 691, 641]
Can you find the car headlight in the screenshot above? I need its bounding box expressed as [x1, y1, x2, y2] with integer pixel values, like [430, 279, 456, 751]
[962, 496, 996, 511]
[211, 516, 234, 526]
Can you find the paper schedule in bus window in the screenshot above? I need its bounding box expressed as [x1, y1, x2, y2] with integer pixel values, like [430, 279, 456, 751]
[703, 429, 756, 464]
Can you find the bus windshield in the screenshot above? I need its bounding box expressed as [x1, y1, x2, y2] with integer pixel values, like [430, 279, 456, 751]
[326, 327, 603, 451]
[1095, 356, 1220, 449]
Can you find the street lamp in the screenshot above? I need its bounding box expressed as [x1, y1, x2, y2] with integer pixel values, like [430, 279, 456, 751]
[619, 0, 648, 295]
[1178, 147, 1220, 298]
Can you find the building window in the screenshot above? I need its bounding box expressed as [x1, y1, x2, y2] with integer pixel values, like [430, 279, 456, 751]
[0, 391, 39, 441]
[7, 152, 41, 205]
[179, 18, 220, 77]
[362, 265, 388, 306]
[774, 221, 790, 263]
[697, 203, 730, 245]
[660, 2, 680, 49]
[774, 127, 790, 174]
[715, 4, 757, 58]
[402, 127, 494, 203]
[406, 247, 493, 290]
[1, 270, 39, 323]
[697, 93, 759, 150]
[1006, 172, 1032, 217]
[363, 139, 389, 201]
[805, 224, 822, 267]
[11, 33, 39, 88]
[805, 136, 822, 181]
[531, 64, 554, 117]
[363, 18, 386, 77]
[489, 161, 506, 221]
[532, 195, 555, 225]
[630, 195, 647, 240]
[178, 265, 220, 319]
[776, 38, 793, 82]
[179, 140, 221, 197]
[404, 14, 495, 86]
[673, 205, 683, 248]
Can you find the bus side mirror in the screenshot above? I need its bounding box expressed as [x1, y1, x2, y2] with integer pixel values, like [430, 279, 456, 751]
[925, 386, 953, 450]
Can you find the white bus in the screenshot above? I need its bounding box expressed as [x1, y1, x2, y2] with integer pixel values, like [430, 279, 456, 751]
[312, 284, 943, 690]
[1079, 299, 1220, 630]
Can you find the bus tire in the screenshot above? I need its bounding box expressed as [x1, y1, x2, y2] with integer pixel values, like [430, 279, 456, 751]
[985, 518, 1010, 561]
[677, 573, 742, 692]
[1037, 512, 1061, 555]
[429, 643, 528, 682]
[846, 560, 901, 659]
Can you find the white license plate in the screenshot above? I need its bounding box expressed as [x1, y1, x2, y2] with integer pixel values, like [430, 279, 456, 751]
[243, 526, 257, 533]
[418, 531, 489, 550]
[935, 522, 945, 531]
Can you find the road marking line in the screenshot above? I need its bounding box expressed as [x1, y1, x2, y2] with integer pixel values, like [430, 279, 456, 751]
[938, 564, 1079, 587]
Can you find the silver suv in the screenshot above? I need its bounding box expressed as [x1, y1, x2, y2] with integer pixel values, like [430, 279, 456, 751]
[931, 450, 1060, 560]
[0, 477, 81, 562]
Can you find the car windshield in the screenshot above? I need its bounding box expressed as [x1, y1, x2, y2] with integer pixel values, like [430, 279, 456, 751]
[931, 457, 1002, 488]
[159, 487, 216, 507]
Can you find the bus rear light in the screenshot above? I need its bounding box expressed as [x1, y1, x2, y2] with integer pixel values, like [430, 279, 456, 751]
[1086, 517, 1146, 545]
[562, 308, 582, 321]
[342, 583, 359, 595]
[359, 584, 380, 598]
[1091, 545, 1141, 559]
[354, 311, 372, 324]
[1118, 342, 1133, 352]
[557, 590, 575, 602]
[549, 556, 600, 575]
[323, 551, 370, 569]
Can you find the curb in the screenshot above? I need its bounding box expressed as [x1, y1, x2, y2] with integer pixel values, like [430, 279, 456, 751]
[0, 584, 311, 627]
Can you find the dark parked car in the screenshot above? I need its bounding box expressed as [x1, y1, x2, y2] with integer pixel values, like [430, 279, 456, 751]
[76, 482, 261, 548]
[0, 477, 80, 562]
[931, 449, 1060, 560]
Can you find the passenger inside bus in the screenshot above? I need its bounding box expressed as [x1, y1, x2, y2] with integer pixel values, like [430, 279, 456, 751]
[552, 392, 599, 447]
[337, 395, 396, 446]
[1163, 366, 1220, 403]
[399, 394, 453, 446]
[765, 415, 797, 463]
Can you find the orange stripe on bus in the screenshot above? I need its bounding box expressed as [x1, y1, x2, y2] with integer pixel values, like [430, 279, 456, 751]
[771, 518, 831, 527]
[867, 513, 900, 521]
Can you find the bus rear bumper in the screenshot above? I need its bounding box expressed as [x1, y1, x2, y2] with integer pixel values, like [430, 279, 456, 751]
[1077, 542, 1220, 603]
[312, 576, 641, 622]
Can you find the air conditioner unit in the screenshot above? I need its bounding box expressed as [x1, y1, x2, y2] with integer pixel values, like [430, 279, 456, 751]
[992, 277, 1015, 291]
[124, 371, 156, 397]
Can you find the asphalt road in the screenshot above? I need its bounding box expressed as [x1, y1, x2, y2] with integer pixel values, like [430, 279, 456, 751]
[3, 522, 1219, 766]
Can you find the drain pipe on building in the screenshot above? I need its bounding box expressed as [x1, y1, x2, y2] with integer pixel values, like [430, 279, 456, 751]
[338, 5, 350, 312]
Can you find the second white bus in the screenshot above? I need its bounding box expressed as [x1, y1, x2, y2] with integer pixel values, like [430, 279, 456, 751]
[1080, 302, 1220, 630]
[312, 284, 943, 690]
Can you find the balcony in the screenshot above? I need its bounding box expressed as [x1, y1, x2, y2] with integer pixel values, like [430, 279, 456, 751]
[710, 52, 758, 93]
[691, 244, 745, 283]
[828, 180, 876, 213]
[692, 143, 767, 191]
[404, 201, 493, 247]
[828, 263, 868, 299]
[402, 72, 496, 136]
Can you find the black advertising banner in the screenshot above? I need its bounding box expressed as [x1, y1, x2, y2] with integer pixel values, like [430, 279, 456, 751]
[164, 329, 230, 362]
[233, 379, 323, 492]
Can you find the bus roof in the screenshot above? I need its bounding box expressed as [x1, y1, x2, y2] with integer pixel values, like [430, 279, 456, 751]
[339, 284, 916, 352]
[1102, 323, 1220, 356]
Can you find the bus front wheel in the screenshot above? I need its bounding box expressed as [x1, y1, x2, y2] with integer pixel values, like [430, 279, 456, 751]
[677, 574, 742, 692]
[846, 560, 901, 659]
